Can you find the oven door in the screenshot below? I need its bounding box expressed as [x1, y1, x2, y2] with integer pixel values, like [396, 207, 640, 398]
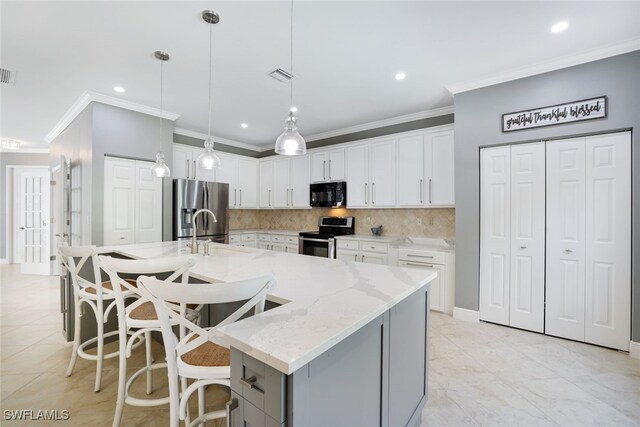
[298, 236, 335, 258]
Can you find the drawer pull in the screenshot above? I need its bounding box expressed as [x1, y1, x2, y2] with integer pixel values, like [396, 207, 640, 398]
[240, 375, 258, 389]
[404, 262, 434, 268]
[407, 254, 434, 258]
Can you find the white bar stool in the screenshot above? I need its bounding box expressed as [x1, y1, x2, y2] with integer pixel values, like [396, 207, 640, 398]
[137, 274, 276, 427]
[59, 245, 142, 392]
[98, 255, 201, 427]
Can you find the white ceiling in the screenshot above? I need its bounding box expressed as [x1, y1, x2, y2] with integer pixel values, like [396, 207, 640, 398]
[2, 1, 639, 150]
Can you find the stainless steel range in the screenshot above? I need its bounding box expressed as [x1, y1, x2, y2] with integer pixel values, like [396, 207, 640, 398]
[299, 216, 355, 259]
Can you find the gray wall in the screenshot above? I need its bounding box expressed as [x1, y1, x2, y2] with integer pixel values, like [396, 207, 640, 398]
[173, 114, 455, 159]
[0, 152, 50, 259]
[453, 51, 640, 341]
[50, 105, 94, 246]
[91, 103, 174, 245]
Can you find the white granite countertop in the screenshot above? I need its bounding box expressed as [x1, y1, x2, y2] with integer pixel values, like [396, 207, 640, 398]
[98, 241, 435, 375]
[393, 237, 456, 253]
[335, 234, 404, 243]
[230, 229, 301, 236]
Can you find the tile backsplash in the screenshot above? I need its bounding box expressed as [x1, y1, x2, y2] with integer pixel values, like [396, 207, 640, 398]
[229, 208, 455, 239]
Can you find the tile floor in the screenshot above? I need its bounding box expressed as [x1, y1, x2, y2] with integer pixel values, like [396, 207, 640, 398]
[1, 264, 639, 426]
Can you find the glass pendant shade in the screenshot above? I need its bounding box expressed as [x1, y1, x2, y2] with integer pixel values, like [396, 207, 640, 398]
[150, 152, 171, 177]
[196, 136, 222, 170]
[275, 113, 306, 156]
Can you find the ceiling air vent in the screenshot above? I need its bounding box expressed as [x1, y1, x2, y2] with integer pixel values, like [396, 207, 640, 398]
[0, 68, 16, 85]
[268, 68, 294, 83]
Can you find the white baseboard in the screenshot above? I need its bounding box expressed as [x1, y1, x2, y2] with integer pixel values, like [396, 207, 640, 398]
[630, 341, 640, 359]
[453, 307, 480, 323]
[0, 258, 8, 265]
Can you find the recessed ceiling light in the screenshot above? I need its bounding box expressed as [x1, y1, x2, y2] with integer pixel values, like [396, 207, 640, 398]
[395, 72, 406, 81]
[241, 123, 248, 128]
[290, 106, 298, 113]
[551, 21, 569, 33]
[113, 86, 125, 93]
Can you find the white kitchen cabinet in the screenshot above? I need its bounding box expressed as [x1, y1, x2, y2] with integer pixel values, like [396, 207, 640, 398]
[271, 155, 310, 208]
[346, 145, 369, 207]
[336, 238, 391, 265]
[425, 130, 455, 207]
[311, 149, 345, 182]
[104, 157, 162, 246]
[397, 135, 425, 207]
[172, 143, 215, 182]
[370, 139, 396, 207]
[216, 153, 258, 209]
[259, 160, 273, 208]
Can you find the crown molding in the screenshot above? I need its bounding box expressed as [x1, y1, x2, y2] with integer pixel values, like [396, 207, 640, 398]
[447, 38, 640, 95]
[0, 148, 49, 154]
[45, 91, 181, 143]
[304, 105, 455, 142]
[173, 128, 267, 152]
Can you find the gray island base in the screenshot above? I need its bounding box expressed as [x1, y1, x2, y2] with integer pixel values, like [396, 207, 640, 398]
[229, 286, 430, 427]
[82, 242, 434, 427]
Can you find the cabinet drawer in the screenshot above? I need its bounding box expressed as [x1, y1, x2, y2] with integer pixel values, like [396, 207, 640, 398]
[258, 234, 271, 242]
[241, 234, 256, 242]
[360, 242, 389, 254]
[231, 349, 286, 422]
[336, 239, 359, 250]
[271, 235, 285, 243]
[285, 236, 298, 244]
[229, 235, 240, 243]
[398, 249, 445, 265]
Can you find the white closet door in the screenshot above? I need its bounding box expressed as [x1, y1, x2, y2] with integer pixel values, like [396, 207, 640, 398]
[480, 146, 511, 325]
[584, 132, 631, 351]
[509, 143, 545, 332]
[134, 161, 163, 243]
[104, 157, 136, 246]
[546, 137, 586, 342]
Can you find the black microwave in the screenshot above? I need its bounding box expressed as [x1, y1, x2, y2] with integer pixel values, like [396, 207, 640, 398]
[310, 182, 347, 207]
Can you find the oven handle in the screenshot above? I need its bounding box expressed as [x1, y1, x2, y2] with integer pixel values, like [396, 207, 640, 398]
[298, 237, 330, 243]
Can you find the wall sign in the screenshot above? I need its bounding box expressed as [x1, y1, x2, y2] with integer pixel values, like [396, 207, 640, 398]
[502, 96, 607, 132]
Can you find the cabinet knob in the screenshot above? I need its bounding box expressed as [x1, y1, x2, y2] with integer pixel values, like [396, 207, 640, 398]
[520, 246, 527, 249]
[564, 249, 573, 254]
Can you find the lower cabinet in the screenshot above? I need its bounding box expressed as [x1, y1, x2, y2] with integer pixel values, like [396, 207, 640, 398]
[228, 286, 430, 427]
[229, 233, 257, 248]
[336, 238, 390, 265]
[256, 233, 299, 254]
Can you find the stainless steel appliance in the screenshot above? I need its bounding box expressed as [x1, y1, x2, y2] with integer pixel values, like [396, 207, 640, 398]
[310, 181, 347, 207]
[299, 216, 355, 258]
[173, 179, 229, 243]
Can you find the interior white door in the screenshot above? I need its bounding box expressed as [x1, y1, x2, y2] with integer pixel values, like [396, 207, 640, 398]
[259, 160, 273, 208]
[346, 145, 369, 207]
[479, 146, 511, 326]
[397, 135, 424, 207]
[104, 157, 136, 246]
[584, 132, 631, 351]
[426, 130, 455, 207]
[273, 158, 291, 208]
[370, 139, 396, 207]
[18, 169, 51, 275]
[546, 137, 586, 342]
[290, 155, 310, 207]
[509, 142, 545, 333]
[237, 159, 258, 208]
[134, 161, 163, 244]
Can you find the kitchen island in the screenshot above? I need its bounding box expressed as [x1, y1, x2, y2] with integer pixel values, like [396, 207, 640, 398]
[97, 241, 435, 427]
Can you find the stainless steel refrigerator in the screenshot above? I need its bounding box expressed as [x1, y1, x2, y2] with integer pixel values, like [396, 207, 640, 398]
[173, 179, 229, 243]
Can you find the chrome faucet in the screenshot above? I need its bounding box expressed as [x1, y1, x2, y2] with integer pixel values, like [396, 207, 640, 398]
[190, 209, 217, 254]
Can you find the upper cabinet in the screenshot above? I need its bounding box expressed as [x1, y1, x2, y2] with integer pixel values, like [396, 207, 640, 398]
[396, 128, 455, 208]
[369, 139, 396, 207]
[172, 144, 215, 182]
[345, 145, 369, 207]
[311, 149, 345, 182]
[267, 155, 310, 209]
[216, 152, 258, 209]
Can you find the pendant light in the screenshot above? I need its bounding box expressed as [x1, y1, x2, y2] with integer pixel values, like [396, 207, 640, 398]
[150, 51, 171, 178]
[196, 10, 222, 170]
[275, 0, 306, 155]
